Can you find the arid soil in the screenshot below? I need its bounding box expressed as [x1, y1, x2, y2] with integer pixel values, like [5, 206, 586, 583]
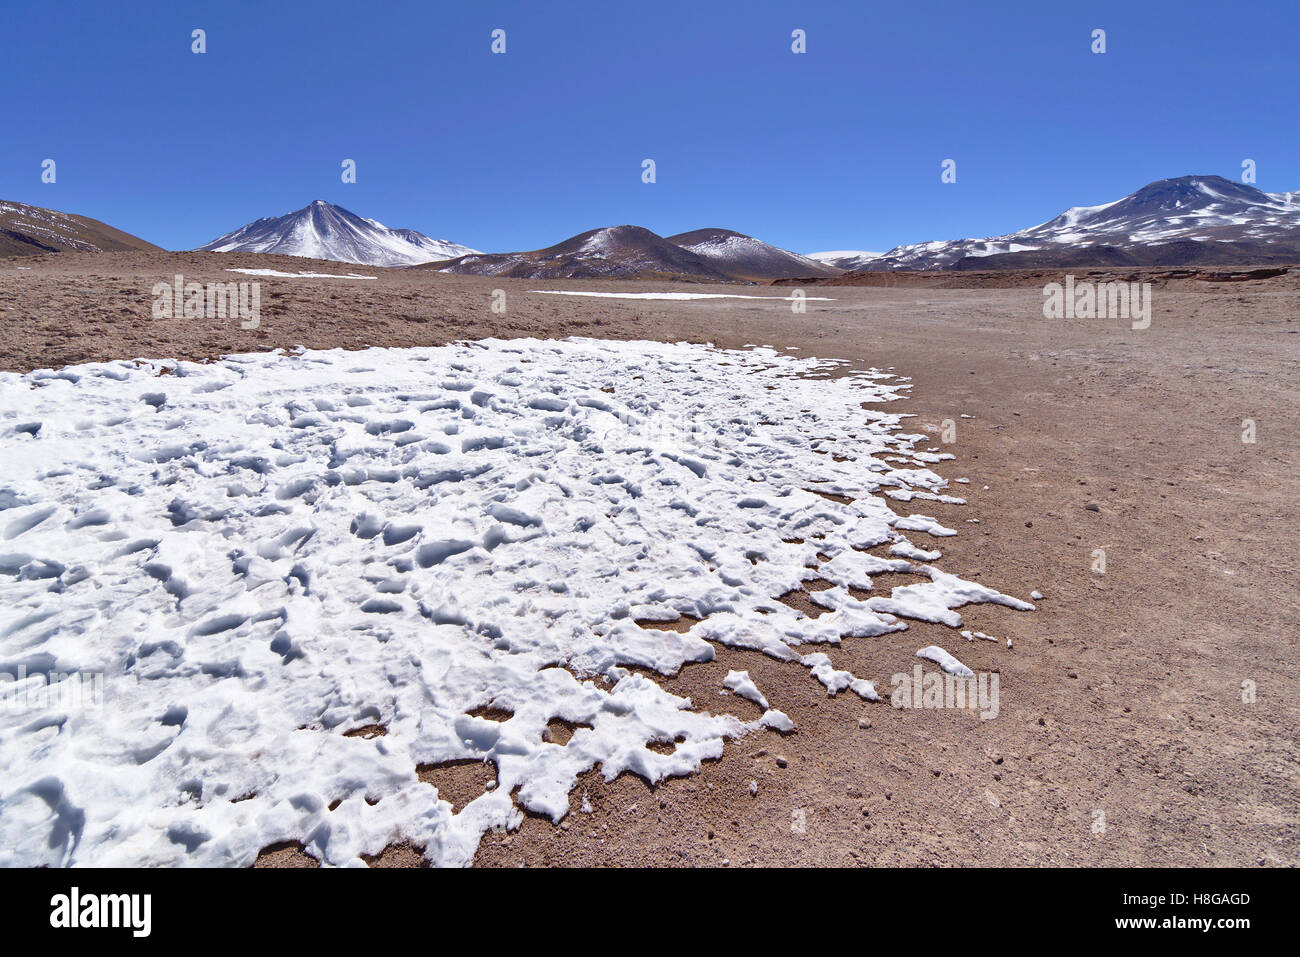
[3, 250, 1297, 867]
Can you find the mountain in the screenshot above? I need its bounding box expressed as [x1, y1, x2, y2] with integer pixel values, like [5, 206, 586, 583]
[0, 200, 161, 257]
[806, 250, 886, 271]
[427, 225, 737, 281]
[665, 228, 842, 279]
[197, 200, 478, 268]
[859, 176, 1300, 271]
[430, 225, 841, 281]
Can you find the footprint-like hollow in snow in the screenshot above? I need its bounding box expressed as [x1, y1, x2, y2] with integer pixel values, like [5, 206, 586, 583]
[416, 539, 475, 567]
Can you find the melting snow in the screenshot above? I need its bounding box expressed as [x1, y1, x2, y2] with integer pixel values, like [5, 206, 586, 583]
[722, 670, 769, 710]
[0, 337, 1028, 866]
[529, 291, 835, 302]
[225, 269, 377, 279]
[916, 645, 974, 677]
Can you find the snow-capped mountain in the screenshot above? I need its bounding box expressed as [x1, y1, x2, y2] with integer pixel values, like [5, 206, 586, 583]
[861, 176, 1300, 271]
[1, 200, 161, 257]
[429, 225, 737, 281]
[197, 201, 478, 268]
[806, 250, 886, 271]
[666, 228, 843, 279]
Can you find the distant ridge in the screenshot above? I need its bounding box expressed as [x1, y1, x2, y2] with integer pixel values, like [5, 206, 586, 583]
[850, 176, 1300, 271]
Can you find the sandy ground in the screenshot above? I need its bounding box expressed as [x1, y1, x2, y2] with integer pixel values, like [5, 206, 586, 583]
[3, 251, 1297, 867]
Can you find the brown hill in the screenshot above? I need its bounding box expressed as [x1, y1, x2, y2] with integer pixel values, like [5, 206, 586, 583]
[421, 225, 738, 282]
[0, 200, 162, 257]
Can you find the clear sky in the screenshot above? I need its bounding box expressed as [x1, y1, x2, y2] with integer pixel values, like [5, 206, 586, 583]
[4, 0, 1296, 255]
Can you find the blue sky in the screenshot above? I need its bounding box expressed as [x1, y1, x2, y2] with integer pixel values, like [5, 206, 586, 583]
[4, 0, 1296, 255]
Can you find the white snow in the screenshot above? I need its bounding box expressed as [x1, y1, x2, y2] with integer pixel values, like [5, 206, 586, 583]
[722, 670, 769, 710]
[806, 250, 884, 260]
[529, 291, 835, 302]
[802, 653, 879, 701]
[224, 269, 376, 279]
[0, 337, 1028, 867]
[916, 645, 974, 677]
[759, 709, 795, 733]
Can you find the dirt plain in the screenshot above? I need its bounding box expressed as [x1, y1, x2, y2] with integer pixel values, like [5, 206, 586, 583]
[2, 251, 1297, 867]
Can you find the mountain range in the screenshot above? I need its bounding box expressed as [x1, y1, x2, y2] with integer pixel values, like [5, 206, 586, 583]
[4, 175, 1299, 275]
[806, 250, 886, 270]
[823, 175, 1300, 271]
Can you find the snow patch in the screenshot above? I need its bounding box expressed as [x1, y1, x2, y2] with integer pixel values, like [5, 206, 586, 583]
[0, 337, 1027, 866]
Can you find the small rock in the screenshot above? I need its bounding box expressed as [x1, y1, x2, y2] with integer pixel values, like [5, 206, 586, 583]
[776, 756, 788, 768]
[1084, 503, 1100, 512]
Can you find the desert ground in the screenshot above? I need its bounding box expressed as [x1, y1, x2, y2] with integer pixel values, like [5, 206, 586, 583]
[3, 251, 1297, 867]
